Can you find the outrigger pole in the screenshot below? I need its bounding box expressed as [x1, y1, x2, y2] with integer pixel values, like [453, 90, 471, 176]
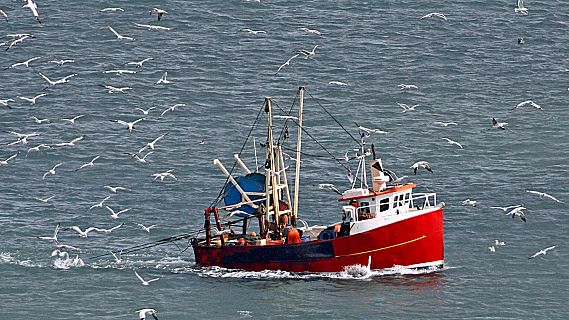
[292, 86, 305, 227]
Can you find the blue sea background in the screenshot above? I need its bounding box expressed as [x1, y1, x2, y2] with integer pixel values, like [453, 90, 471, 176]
[1, 0, 568, 319]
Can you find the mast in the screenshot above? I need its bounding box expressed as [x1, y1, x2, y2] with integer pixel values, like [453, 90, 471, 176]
[292, 86, 304, 227]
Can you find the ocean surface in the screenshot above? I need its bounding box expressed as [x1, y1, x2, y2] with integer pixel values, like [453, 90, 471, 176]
[1, 0, 569, 319]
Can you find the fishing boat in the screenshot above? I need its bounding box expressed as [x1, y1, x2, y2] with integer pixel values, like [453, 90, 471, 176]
[191, 87, 444, 272]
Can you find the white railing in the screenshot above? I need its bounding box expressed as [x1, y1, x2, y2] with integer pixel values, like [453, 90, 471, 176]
[410, 192, 437, 210]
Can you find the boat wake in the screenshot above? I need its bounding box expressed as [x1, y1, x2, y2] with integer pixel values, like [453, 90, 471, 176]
[182, 263, 445, 280]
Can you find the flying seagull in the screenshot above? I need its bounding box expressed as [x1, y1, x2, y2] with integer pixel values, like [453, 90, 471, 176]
[136, 308, 158, 320]
[355, 123, 387, 136]
[506, 206, 527, 222]
[105, 206, 131, 219]
[442, 137, 463, 149]
[410, 161, 433, 174]
[296, 45, 318, 58]
[134, 271, 160, 286]
[136, 223, 157, 233]
[0, 9, 7, 22]
[315, 183, 341, 195]
[23, 0, 42, 23]
[37, 223, 60, 243]
[111, 118, 144, 132]
[42, 162, 63, 179]
[515, 0, 528, 15]
[528, 245, 556, 259]
[421, 12, 448, 21]
[526, 190, 563, 203]
[19, 93, 47, 105]
[108, 26, 134, 40]
[243, 28, 266, 35]
[275, 54, 299, 75]
[513, 100, 543, 111]
[491, 118, 507, 130]
[155, 72, 171, 85]
[8, 56, 41, 68]
[76, 155, 100, 170]
[149, 8, 167, 20]
[300, 27, 321, 35]
[126, 58, 153, 68]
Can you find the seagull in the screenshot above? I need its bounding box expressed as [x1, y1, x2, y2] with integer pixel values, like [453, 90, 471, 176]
[139, 133, 168, 153]
[328, 80, 348, 86]
[495, 240, 506, 246]
[315, 183, 341, 195]
[100, 7, 124, 12]
[136, 308, 158, 320]
[51, 249, 69, 258]
[108, 26, 135, 40]
[132, 152, 153, 164]
[111, 118, 144, 132]
[104, 185, 127, 193]
[126, 58, 153, 68]
[300, 27, 321, 35]
[488, 245, 496, 252]
[526, 190, 563, 203]
[398, 84, 418, 90]
[442, 137, 463, 149]
[528, 245, 556, 259]
[136, 223, 157, 233]
[513, 100, 543, 111]
[19, 93, 47, 105]
[296, 45, 319, 58]
[89, 195, 112, 210]
[518, 37, 525, 45]
[110, 251, 122, 263]
[32, 116, 50, 124]
[96, 222, 124, 233]
[155, 72, 171, 84]
[491, 118, 507, 130]
[105, 206, 131, 219]
[100, 85, 133, 94]
[76, 155, 100, 170]
[135, 23, 172, 31]
[61, 114, 85, 125]
[7, 133, 38, 146]
[0, 98, 15, 108]
[5, 34, 35, 51]
[134, 271, 160, 286]
[515, 0, 528, 15]
[507, 206, 527, 222]
[71, 254, 85, 267]
[69, 226, 99, 238]
[103, 69, 137, 75]
[37, 223, 60, 243]
[39, 73, 77, 87]
[243, 28, 266, 35]
[42, 162, 63, 180]
[54, 135, 84, 147]
[462, 199, 477, 207]
[149, 7, 167, 20]
[135, 106, 156, 115]
[0, 153, 18, 166]
[398, 103, 419, 113]
[410, 161, 433, 174]
[355, 123, 387, 136]
[275, 54, 299, 75]
[421, 12, 448, 21]
[0, 9, 7, 22]
[8, 56, 41, 68]
[27, 143, 50, 154]
[491, 205, 522, 212]
[47, 60, 73, 67]
[23, 0, 41, 23]
[36, 195, 55, 203]
[152, 169, 177, 181]
[160, 104, 184, 116]
[434, 121, 458, 127]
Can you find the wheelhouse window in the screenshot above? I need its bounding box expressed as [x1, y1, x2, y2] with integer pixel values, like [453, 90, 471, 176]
[379, 198, 389, 212]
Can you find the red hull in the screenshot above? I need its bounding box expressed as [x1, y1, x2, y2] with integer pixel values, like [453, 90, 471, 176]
[193, 208, 444, 272]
